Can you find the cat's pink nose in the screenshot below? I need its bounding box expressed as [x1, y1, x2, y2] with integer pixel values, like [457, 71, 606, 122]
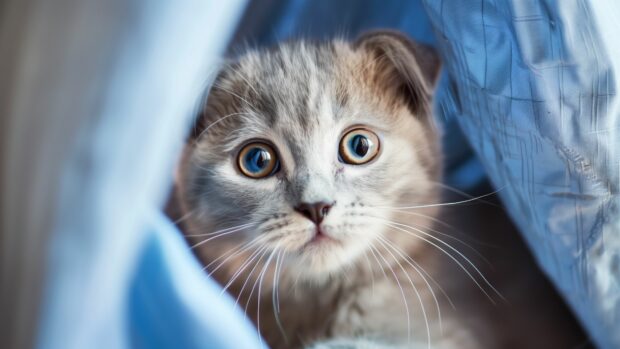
[294, 201, 333, 225]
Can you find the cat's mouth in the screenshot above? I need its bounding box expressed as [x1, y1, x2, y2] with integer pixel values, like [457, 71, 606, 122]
[302, 226, 339, 249]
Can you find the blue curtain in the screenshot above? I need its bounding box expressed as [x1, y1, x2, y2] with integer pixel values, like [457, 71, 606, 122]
[424, 2, 620, 348]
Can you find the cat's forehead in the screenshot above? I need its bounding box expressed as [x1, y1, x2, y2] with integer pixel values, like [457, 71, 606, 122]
[202, 40, 399, 152]
[233, 41, 356, 129]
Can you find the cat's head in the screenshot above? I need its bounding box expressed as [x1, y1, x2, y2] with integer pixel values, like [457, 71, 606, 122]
[177, 31, 442, 283]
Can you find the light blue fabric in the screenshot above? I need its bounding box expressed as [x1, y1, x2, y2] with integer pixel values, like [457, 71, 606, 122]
[129, 211, 266, 349]
[26, 1, 262, 349]
[422, 1, 620, 348]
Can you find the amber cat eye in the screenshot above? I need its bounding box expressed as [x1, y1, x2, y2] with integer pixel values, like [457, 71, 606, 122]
[237, 142, 280, 178]
[339, 128, 380, 165]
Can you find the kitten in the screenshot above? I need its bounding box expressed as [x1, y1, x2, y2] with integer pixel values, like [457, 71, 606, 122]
[172, 31, 588, 349]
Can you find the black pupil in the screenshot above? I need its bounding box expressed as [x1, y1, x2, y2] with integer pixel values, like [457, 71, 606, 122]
[351, 135, 370, 157]
[248, 148, 270, 172]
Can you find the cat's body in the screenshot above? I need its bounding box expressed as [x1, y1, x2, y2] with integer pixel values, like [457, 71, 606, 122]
[173, 32, 588, 348]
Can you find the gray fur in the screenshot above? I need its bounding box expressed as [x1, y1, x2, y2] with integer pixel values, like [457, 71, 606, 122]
[176, 33, 450, 348]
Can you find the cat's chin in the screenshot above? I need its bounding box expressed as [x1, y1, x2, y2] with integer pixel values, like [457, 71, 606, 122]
[288, 236, 368, 284]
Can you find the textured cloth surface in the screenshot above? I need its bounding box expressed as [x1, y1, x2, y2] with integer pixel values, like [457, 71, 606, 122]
[422, 1, 620, 348]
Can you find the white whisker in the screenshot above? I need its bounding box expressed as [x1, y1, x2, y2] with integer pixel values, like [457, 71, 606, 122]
[272, 250, 288, 343]
[388, 220, 503, 301]
[207, 235, 265, 275]
[220, 246, 267, 299]
[376, 235, 442, 336]
[204, 236, 257, 271]
[362, 250, 376, 296]
[235, 70, 261, 98]
[367, 242, 390, 282]
[190, 223, 254, 250]
[382, 212, 494, 267]
[274, 250, 286, 314]
[194, 111, 253, 143]
[371, 187, 504, 210]
[172, 208, 198, 226]
[378, 235, 455, 311]
[374, 217, 503, 303]
[186, 222, 254, 238]
[429, 181, 502, 208]
[229, 246, 270, 302]
[368, 242, 412, 345]
[210, 82, 256, 110]
[255, 246, 278, 348]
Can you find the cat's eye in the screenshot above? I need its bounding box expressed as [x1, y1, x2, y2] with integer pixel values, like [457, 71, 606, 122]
[339, 128, 380, 165]
[237, 142, 280, 178]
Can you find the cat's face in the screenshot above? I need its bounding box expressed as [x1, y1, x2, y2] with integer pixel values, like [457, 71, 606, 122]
[178, 32, 441, 283]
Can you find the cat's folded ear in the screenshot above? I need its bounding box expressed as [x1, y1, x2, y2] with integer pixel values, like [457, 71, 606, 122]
[354, 30, 441, 117]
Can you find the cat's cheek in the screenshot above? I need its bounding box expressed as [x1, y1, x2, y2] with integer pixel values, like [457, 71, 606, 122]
[337, 163, 382, 185]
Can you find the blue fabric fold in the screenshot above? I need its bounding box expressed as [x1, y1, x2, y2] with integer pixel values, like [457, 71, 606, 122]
[129, 212, 266, 349]
[422, 1, 620, 348]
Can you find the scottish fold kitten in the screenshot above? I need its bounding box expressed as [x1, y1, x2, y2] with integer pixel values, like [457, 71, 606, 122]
[172, 31, 588, 349]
